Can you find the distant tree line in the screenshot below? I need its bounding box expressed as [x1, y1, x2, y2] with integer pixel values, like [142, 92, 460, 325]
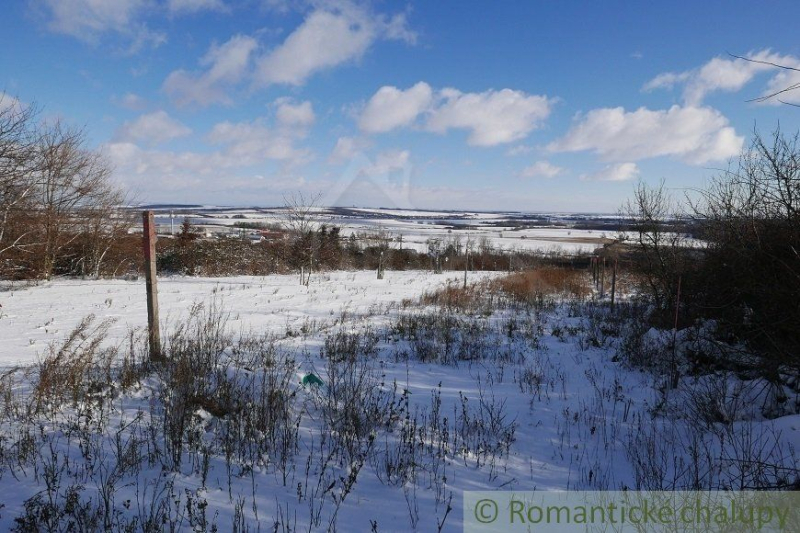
[155, 216, 583, 279]
[0, 94, 132, 279]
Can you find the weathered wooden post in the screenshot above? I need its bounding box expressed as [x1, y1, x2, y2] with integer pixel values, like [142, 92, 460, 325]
[463, 251, 468, 289]
[142, 211, 162, 361]
[610, 258, 618, 312]
[600, 257, 606, 298]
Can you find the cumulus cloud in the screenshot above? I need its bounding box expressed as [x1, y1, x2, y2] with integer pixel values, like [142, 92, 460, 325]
[644, 49, 800, 105]
[549, 105, 743, 165]
[427, 88, 554, 146]
[160, 2, 414, 105]
[506, 145, 534, 156]
[105, 107, 315, 198]
[580, 162, 640, 182]
[163, 34, 258, 106]
[328, 136, 371, 164]
[358, 82, 432, 133]
[254, 2, 415, 87]
[113, 92, 147, 111]
[519, 161, 564, 179]
[357, 149, 410, 177]
[32, 0, 165, 51]
[115, 111, 192, 145]
[274, 99, 315, 128]
[207, 118, 311, 165]
[356, 83, 554, 146]
[167, 0, 228, 14]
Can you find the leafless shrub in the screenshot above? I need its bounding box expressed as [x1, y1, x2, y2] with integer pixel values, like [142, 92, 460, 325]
[322, 326, 378, 363]
[33, 315, 117, 415]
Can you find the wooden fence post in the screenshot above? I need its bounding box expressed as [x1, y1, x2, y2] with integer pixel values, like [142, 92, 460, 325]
[600, 257, 606, 298]
[142, 211, 162, 361]
[463, 251, 468, 289]
[610, 258, 617, 312]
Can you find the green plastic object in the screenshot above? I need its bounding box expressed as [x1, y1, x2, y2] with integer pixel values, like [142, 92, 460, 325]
[301, 373, 324, 387]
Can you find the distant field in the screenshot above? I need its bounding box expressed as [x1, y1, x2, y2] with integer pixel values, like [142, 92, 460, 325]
[147, 205, 623, 254]
[0, 270, 497, 367]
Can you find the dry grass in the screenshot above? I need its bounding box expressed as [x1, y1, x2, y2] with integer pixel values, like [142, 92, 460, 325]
[34, 315, 117, 414]
[419, 279, 493, 312]
[419, 268, 591, 312]
[495, 268, 591, 302]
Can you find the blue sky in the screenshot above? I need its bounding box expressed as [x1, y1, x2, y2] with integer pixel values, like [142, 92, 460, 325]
[2, 0, 799, 212]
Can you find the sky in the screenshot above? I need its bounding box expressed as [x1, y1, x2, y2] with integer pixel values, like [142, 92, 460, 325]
[2, 0, 800, 213]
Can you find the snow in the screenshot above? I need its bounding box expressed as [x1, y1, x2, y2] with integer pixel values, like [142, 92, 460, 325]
[0, 271, 796, 531]
[0, 271, 495, 367]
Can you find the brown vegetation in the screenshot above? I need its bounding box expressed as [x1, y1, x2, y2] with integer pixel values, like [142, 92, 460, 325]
[0, 94, 131, 279]
[495, 267, 591, 302]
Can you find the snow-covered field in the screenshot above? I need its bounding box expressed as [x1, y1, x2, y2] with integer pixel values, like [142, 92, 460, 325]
[155, 207, 619, 254]
[0, 271, 495, 368]
[0, 271, 797, 531]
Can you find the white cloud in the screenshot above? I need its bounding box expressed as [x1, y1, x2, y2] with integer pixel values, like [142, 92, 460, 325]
[358, 82, 432, 133]
[356, 83, 554, 146]
[427, 88, 554, 146]
[167, 0, 228, 15]
[32, 0, 165, 51]
[274, 99, 315, 128]
[161, 3, 414, 104]
[642, 71, 691, 92]
[643, 50, 800, 105]
[114, 92, 147, 111]
[519, 160, 564, 179]
[328, 136, 371, 164]
[549, 105, 743, 165]
[254, 3, 414, 86]
[115, 111, 192, 145]
[580, 162, 640, 182]
[163, 34, 258, 106]
[106, 107, 315, 199]
[358, 149, 410, 177]
[207, 119, 310, 165]
[506, 145, 534, 156]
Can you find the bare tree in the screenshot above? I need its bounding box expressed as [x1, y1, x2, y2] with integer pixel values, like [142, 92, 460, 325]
[282, 191, 322, 286]
[0, 95, 132, 279]
[0, 95, 38, 263]
[426, 237, 443, 273]
[73, 185, 134, 278]
[32, 121, 120, 279]
[463, 232, 474, 288]
[621, 179, 689, 313]
[363, 227, 392, 278]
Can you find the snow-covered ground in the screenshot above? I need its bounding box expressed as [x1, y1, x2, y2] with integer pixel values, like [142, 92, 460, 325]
[0, 272, 797, 531]
[0, 271, 495, 368]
